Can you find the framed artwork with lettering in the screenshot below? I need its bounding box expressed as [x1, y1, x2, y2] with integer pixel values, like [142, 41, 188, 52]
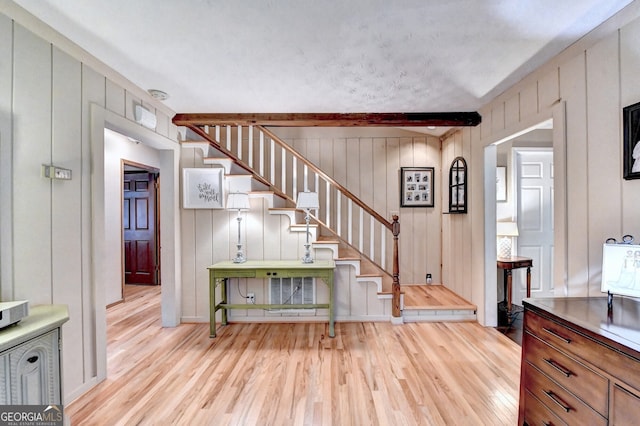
[183, 168, 224, 209]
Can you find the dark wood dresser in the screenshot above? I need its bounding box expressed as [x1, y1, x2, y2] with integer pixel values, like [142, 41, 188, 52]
[519, 297, 640, 425]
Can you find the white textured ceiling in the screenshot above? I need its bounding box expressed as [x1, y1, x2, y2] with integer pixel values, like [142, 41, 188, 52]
[12, 0, 634, 116]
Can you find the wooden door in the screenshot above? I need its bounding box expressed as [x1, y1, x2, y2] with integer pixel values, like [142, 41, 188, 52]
[123, 171, 159, 285]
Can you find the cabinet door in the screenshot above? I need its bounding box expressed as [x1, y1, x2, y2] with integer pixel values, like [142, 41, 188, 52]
[0, 353, 9, 404]
[611, 383, 640, 425]
[9, 329, 60, 405]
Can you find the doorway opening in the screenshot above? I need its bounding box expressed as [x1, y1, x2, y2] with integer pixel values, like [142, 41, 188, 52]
[496, 122, 555, 310]
[483, 110, 566, 328]
[122, 161, 160, 297]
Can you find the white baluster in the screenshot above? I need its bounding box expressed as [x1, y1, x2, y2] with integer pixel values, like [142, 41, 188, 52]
[237, 125, 243, 160]
[336, 196, 341, 237]
[381, 224, 386, 270]
[347, 200, 353, 245]
[248, 126, 253, 167]
[259, 130, 265, 177]
[292, 157, 297, 202]
[370, 216, 375, 260]
[325, 181, 331, 227]
[226, 125, 231, 151]
[270, 139, 275, 184]
[359, 208, 364, 252]
[281, 148, 286, 196]
[303, 165, 308, 192]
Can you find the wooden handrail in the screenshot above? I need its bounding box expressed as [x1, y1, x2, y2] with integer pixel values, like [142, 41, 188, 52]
[185, 125, 291, 202]
[181, 123, 400, 291]
[258, 126, 393, 231]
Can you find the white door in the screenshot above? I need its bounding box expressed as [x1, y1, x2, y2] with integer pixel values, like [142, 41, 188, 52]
[514, 148, 554, 304]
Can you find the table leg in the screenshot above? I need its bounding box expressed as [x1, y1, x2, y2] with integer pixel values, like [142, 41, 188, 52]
[221, 278, 228, 326]
[328, 274, 335, 338]
[209, 272, 216, 338]
[505, 269, 513, 319]
[526, 266, 531, 298]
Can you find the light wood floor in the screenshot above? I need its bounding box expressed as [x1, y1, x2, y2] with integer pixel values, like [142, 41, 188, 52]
[402, 284, 477, 310]
[67, 285, 521, 425]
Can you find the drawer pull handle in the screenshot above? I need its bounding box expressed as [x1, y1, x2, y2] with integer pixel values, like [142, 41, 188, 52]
[27, 355, 39, 364]
[542, 327, 572, 344]
[544, 358, 573, 377]
[544, 390, 571, 412]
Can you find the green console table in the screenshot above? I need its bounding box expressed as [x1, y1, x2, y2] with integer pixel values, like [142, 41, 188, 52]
[208, 260, 336, 338]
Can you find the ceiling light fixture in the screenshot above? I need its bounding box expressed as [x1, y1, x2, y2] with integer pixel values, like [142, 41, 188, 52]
[147, 89, 169, 101]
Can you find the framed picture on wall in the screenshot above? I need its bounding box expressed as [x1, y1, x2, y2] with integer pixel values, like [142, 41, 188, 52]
[400, 167, 434, 207]
[623, 101, 640, 180]
[183, 168, 224, 208]
[496, 166, 507, 201]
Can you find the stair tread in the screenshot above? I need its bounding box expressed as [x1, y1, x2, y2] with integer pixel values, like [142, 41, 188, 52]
[403, 304, 477, 311]
[357, 273, 382, 277]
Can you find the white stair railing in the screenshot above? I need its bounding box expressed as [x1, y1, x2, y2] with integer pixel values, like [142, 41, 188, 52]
[185, 124, 398, 279]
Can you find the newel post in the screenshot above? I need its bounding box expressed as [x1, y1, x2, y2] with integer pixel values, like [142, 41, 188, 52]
[392, 215, 401, 317]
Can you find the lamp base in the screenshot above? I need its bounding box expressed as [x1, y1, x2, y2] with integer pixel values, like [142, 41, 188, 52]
[301, 243, 314, 263]
[498, 237, 512, 259]
[233, 244, 247, 263]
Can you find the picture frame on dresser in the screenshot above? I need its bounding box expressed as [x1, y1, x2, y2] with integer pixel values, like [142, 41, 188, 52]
[623, 100, 640, 180]
[601, 242, 640, 298]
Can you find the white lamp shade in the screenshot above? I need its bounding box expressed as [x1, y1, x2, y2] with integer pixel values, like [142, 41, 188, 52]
[496, 221, 519, 237]
[227, 192, 250, 210]
[296, 191, 319, 210]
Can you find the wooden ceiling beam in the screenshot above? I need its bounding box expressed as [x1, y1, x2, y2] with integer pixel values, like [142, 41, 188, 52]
[172, 112, 481, 127]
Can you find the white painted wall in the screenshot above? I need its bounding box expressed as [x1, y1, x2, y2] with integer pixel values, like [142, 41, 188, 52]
[271, 127, 442, 285]
[5, 0, 640, 406]
[442, 2, 640, 325]
[0, 4, 180, 403]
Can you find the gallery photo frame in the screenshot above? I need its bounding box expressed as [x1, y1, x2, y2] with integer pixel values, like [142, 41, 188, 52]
[183, 168, 225, 209]
[400, 167, 434, 207]
[623, 100, 640, 180]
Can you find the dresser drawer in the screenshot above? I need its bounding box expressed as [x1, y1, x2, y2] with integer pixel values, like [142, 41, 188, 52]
[524, 362, 606, 426]
[522, 389, 567, 426]
[523, 331, 608, 417]
[611, 383, 640, 425]
[525, 310, 640, 392]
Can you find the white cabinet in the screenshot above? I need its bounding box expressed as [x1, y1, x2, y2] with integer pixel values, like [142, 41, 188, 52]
[0, 305, 68, 405]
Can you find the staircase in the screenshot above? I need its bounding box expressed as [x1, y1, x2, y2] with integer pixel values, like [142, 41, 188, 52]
[178, 124, 472, 323]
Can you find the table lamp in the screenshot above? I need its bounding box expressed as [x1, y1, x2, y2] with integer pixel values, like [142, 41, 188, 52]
[227, 192, 251, 263]
[497, 221, 519, 258]
[296, 191, 319, 263]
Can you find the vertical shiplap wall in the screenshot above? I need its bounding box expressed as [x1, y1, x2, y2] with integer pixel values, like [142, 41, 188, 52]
[273, 128, 442, 285]
[0, 11, 178, 402]
[179, 147, 326, 321]
[442, 6, 640, 324]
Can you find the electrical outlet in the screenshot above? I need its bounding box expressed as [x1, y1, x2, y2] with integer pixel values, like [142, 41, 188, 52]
[247, 292, 255, 304]
[426, 273, 432, 284]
